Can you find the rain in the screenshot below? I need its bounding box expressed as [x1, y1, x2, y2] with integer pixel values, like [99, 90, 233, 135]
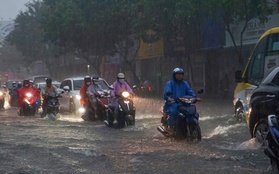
[0, 0, 279, 173]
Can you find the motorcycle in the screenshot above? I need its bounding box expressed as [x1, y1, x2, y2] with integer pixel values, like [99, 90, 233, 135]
[105, 91, 136, 128]
[81, 90, 110, 121]
[19, 92, 37, 116]
[0, 91, 5, 109]
[9, 89, 18, 107]
[264, 114, 279, 172]
[157, 89, 203, 141]
[43, 92, 61, 120]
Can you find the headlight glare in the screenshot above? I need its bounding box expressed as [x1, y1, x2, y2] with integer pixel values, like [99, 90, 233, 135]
[122, 91, 130, 98]
[76, 95, 81, 100]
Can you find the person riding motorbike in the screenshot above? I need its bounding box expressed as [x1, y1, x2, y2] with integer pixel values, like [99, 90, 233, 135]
[29, 80, 40, 112]
[163, 68, 197, 136]
[40, 78, 59, 117]
[105, 73, 134, 125]
[80, 76, 91, 106]
[16, 80, 37, 115]
[86, 76, 103, 120]
[80, 76, 91, 120]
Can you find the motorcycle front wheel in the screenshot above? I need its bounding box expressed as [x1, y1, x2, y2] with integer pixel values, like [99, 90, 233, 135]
[188, 125, 202, 142]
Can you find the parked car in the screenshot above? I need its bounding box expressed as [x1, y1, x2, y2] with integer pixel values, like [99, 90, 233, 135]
[28, 75, 50, 84]
[248, 66, 279, 144]
[36, 81, 61, 91]
[59, 77, 111, 114]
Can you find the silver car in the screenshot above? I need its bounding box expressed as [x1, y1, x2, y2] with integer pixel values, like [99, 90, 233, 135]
[59, 77, 111, 114]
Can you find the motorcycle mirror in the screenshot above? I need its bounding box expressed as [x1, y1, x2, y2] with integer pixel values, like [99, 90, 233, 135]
[166, 91, 173, 96]
[132, 85, 137, 89]
[197, 89, 204, 94]
[63, 86, 70, 91]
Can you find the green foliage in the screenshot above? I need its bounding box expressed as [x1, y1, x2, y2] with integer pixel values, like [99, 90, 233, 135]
[5, 0, 276, 77]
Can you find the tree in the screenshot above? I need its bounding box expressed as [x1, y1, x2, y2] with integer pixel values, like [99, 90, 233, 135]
[207, 0, 274, 65]
[41, 0, 146, 81]
[6, 1, 60, 77]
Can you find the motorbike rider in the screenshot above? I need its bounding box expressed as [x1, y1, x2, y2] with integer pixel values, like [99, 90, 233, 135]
[10, 82, 21, 107]
[16, 80, 37, 115]
[163, 68, 196, 135]
[11, 81, 17, 94]
[29, 80, 40, 111]
[106, 73, 134, 125]
[40, 78, 59, 117]
[80, 76, 91, 106]
[86, 76, 103, 120]
[80, 76, 91, 120]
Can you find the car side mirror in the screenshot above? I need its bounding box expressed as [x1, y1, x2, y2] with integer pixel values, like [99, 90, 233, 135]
[197, 89, 204, 94]
[109, 85, 114, 90]
[63, 86, 70, 92]
[58, 88, 64, 94]
[235, 70, 243, 83]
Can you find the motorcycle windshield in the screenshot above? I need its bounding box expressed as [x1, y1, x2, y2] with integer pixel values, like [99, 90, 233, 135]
[179, 105, 196, 115]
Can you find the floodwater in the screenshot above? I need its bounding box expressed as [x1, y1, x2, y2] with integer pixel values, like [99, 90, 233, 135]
[0, 97, 273, 174]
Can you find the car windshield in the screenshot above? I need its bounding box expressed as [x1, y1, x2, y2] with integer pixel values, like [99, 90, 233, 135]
[73, 80, 84, 90]
[52, 83, 61, 88]
[99, 79, 109, 90]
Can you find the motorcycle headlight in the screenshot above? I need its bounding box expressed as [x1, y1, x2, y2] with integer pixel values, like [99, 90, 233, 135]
[122, 91, 130, 98]
[78, 107, 85, 113]
[0, 92, 3, 96]
[26, 93, 32, 98]
[76, 95, 81, 100]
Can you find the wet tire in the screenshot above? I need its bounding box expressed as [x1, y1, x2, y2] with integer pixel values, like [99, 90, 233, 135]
[253, 119, 269, 146]
[249, 111, 258, 137]
[188, 125, 201, 141]
[235, 106, 244, 123]
[197, 125, 202, 141]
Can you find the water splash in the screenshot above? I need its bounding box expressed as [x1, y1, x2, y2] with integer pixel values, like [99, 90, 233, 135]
[205, 124, 243, 138]
[68, 147, 103, 157]
[213, 138, 262, 151]
[199, 115, 228, 121]
[59, 115, 84, 123]
[122, 125, 144, 132]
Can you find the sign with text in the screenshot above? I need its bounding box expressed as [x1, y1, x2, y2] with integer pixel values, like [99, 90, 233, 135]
[138, 30, 164, 59]
[226, 13, 279, 47]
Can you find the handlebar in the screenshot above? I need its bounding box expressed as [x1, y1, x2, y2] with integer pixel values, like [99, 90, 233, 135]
[169, 96, 201, 104]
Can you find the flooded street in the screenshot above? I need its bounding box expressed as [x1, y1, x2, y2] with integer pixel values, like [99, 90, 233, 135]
[0, 97, 272, 174]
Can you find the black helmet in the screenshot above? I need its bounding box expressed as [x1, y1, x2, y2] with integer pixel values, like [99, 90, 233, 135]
[45, 78, 52, 83]
[172, 68, 184, 79]
[92, 76, 99, 82]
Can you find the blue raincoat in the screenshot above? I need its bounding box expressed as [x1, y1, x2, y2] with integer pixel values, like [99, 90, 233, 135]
[163, 79, 196, 128]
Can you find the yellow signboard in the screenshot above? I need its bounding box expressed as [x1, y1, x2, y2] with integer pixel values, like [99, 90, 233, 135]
[138, 37, 164, 60]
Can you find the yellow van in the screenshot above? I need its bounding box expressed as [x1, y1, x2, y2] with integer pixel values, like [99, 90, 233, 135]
[234, 27, 279, 122]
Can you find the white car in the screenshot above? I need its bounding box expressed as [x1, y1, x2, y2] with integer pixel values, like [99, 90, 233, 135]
[59, 77, 111, 114]
[36, 81, 61, 91]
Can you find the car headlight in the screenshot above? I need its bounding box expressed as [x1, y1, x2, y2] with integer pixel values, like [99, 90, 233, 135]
[26, 93, 32, 98]
[76, 95, 81, 100]
[122, 91, 130, 98]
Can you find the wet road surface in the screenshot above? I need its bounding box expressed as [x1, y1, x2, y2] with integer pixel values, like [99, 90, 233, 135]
[0, 97, 272, 174]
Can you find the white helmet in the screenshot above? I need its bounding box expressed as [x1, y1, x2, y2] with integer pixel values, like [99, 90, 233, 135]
[117, 73, 125, 79]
